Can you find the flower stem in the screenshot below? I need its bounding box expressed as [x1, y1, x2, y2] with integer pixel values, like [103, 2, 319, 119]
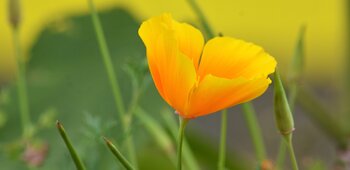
[13, 28, 32, 139]
[86, 0, 125, 118]
[103, 137, 135, 170]
[218, 110, 227, 170]
[284, 135, 299, 170]
[177, 118, 189, 170]
[86, 0, 137, 166]
[276, 140, 287, 169]
[161, 109, 200, 170]
[242, 103, 267, 164]
[56, 121, 86, 170]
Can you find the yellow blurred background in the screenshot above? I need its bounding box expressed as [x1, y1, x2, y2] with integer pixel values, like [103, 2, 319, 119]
[0, 0, 347, 84]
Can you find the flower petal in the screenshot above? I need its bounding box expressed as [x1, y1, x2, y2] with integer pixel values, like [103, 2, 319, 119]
[198, 37, 276, 80]
[175, 22, 204, 69]
[186, 74, 271, 118]
[138, 13, 204, 69]
[138, 14, 197, 115]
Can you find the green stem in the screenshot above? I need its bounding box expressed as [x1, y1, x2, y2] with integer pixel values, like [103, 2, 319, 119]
[283, 135, 299, 170]
[276, 140, 287, 170]
[177, 118, 189, 170]
[103, 137, 135, 170]
[13, 28, 32, 139]
[86, 0, 137, 166]
[56, 121, 86, 170]
[218, 110, 227, 170]
[86, 0, 125, 119]
[186, 0, 215, 39]
[161, 109, 200, 170]
[242, 103, 267, 164]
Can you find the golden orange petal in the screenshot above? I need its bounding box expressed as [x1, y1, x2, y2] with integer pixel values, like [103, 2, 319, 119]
[186, 74, 271, 118]
[138, 14, 197, 114]
[198, 37, 276, 80]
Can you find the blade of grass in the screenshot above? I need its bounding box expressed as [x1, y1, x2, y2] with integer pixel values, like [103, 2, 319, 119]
[56, 121, 86, 170]
[103, 137, 135, 170]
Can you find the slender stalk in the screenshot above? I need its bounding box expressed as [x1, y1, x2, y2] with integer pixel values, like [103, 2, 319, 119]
[86, 0, 125, 120]
[186, 0, 214, 38]
[161, 109, 200, 170]
[218, 110, 227, 170]
[103, 137, 135, 170]
[283, 135, 299, 170]
[346, 0, 350, 134]
[276, 140, 287, 169]
[13, 28, 32, 139]
[177, 118, 189, 170]
[86, 0, 137, 166]
[56, 121, 86, 170]
[242, 103, 267, 163]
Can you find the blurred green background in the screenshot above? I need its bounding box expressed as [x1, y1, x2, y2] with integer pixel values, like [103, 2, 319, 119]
[0, 0, 349, 169]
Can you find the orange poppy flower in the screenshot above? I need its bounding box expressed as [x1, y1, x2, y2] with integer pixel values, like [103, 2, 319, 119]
[138, 13, 276, 118]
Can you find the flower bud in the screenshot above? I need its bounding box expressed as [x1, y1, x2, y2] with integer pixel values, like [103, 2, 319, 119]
[274, 70, 295, 136]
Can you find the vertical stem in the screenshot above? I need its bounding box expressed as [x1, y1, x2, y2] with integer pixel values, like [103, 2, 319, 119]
[276, 140, 287, 169]
[13, 28, 32, 139]
[242, 103, 267, 163]
[177, 118, 189, 170]
[218, 110, 227, 170]
[161, 109, 200, 170]
[86, 0, 125, 118]
[346, 0, 350, 134]
[284, 135, 299, 170]
[86, 0, 137, 167]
